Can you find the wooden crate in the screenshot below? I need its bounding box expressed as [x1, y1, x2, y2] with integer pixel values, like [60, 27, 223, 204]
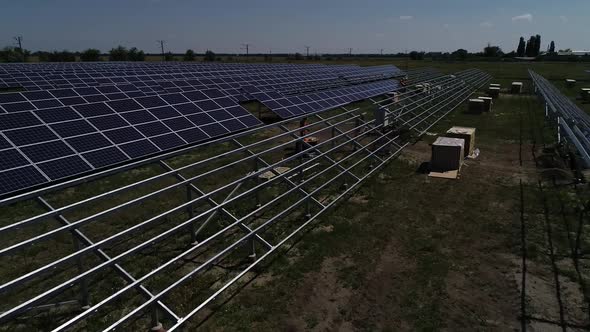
[431, 137, 465, 171]
[446, 126, 476, 157]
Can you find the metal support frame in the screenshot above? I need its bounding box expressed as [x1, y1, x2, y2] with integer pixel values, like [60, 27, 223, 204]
[530, 70, 590, 168]
[0, 68, 490, 331]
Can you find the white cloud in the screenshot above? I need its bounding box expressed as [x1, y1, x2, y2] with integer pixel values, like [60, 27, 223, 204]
[480, 22, 494, 28]
[512, 13, 533, 22]
[559, 15, 569, 23]
[399, 16, 414, 20]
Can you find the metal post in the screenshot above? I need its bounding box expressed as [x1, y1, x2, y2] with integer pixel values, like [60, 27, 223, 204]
[73, 236, 89, 308]
[187, 186, 196, 245]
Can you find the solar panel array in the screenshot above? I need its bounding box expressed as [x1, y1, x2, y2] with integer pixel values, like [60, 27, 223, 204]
[0, 62, 403, 197]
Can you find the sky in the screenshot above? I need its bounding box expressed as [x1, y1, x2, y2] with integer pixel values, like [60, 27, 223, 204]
[1, 0, 589, 54]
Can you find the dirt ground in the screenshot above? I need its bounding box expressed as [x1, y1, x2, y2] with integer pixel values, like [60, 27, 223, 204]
[189, 91, 590, 332]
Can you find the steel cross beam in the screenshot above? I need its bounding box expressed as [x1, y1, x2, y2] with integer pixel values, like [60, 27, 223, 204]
[35, 197, 180, 324]
[158, 160, 274, 251]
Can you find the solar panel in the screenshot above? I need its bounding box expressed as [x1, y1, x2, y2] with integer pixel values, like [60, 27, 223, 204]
[0, 62, 403, 197]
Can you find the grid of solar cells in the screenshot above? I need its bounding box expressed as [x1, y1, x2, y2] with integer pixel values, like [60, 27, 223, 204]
[0, 87, 262, 196]
[0, 85, 149, 115]
[0, 63, 402, 93]
[252, 80, 399, 119]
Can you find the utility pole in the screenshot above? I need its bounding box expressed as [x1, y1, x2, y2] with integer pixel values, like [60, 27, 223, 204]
[14, 36, 24, 62]
[348, 48, 353, 57]
[241, 43, 250, 57]
[157, 40, 166, 61]
[380, 48, 384, 56]
[305, 45, 310, 58]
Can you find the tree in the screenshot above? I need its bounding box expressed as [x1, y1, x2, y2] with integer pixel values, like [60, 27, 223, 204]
[517, 37, 526, 57]
[128, 47, 145, 61]
[548, 41, 556, 54]
[294, 52, 304, 60]
[483, 43, 503, 57]
[452, 48, 468, 60]
[80, 48, 101, 61]
[183, 49, 195, 61]
[534, 34, 542, 56]
[0, 47, 24, 62]
[204, 50, 215, 62]
[164, 52, 174, 61]
[525, 37, 533, 57]
[109, 46, 128, 61]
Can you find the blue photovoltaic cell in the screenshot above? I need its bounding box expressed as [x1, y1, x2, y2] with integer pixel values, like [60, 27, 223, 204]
[150, 133, 185, 150]
[119, 139, 159, 158]
[121, 110, 158, 125]
[149, 106, 181, 119]
[20, 141, 75, 162]
[136, 121, 170, 136]
[73, 103, 113, 117]
[160, 93, 189, 105]
[2, 101, 35, 113]
[208, 110, 232, 121]
[195, 100, 220, 111]
[35, 106, 81, 123]
[0, 93, 26, 103]
[202, 89, 225, 99]
[175, 103, 202, 115]
[200, 123, 229, 137]
[88, 114, 128, 130]
[96, 86, 119, 94]
[136, 96, 167, 108]
[183, 91, 208, 101]
[215, 97, 235, 108]
[0, 166, 47, 194]
[107, 99, 143, 112]
[60, 96, 86, 106]
[66, 133, 112, 152]
[5, 126, 58, 146]
[84, 95, 109, 103]
[51, 119, 96, 137]
[50, 89, 78, 98]
[103, 127, 144, 144]
[0, 149, 29, 170]
[82, 147, 129, 168]
[162, 117, 193, 131]
[74, 87, 100, 96]
[186, 113, 215, 126]
[74, 102, 114, 117]
[0, 135, 12, 149]
[239, 116, 263, 127]
[220, 119, 246, 131]
[38, 155, 91, 180]
[32, 99, 63, 109]
[177, 127, 208, 143]
[22, 90, 53, 100]
[105, 93, 128, 101]
[0, 112, 42, 130]
[226, 106, 250, 117]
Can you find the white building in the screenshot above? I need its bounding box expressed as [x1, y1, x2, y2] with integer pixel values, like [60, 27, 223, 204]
[558, 50, 590, 56]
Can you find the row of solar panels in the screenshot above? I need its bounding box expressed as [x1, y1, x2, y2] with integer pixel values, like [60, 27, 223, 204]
[0, 64, 401, 91]
[0, 63, 403, 197]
